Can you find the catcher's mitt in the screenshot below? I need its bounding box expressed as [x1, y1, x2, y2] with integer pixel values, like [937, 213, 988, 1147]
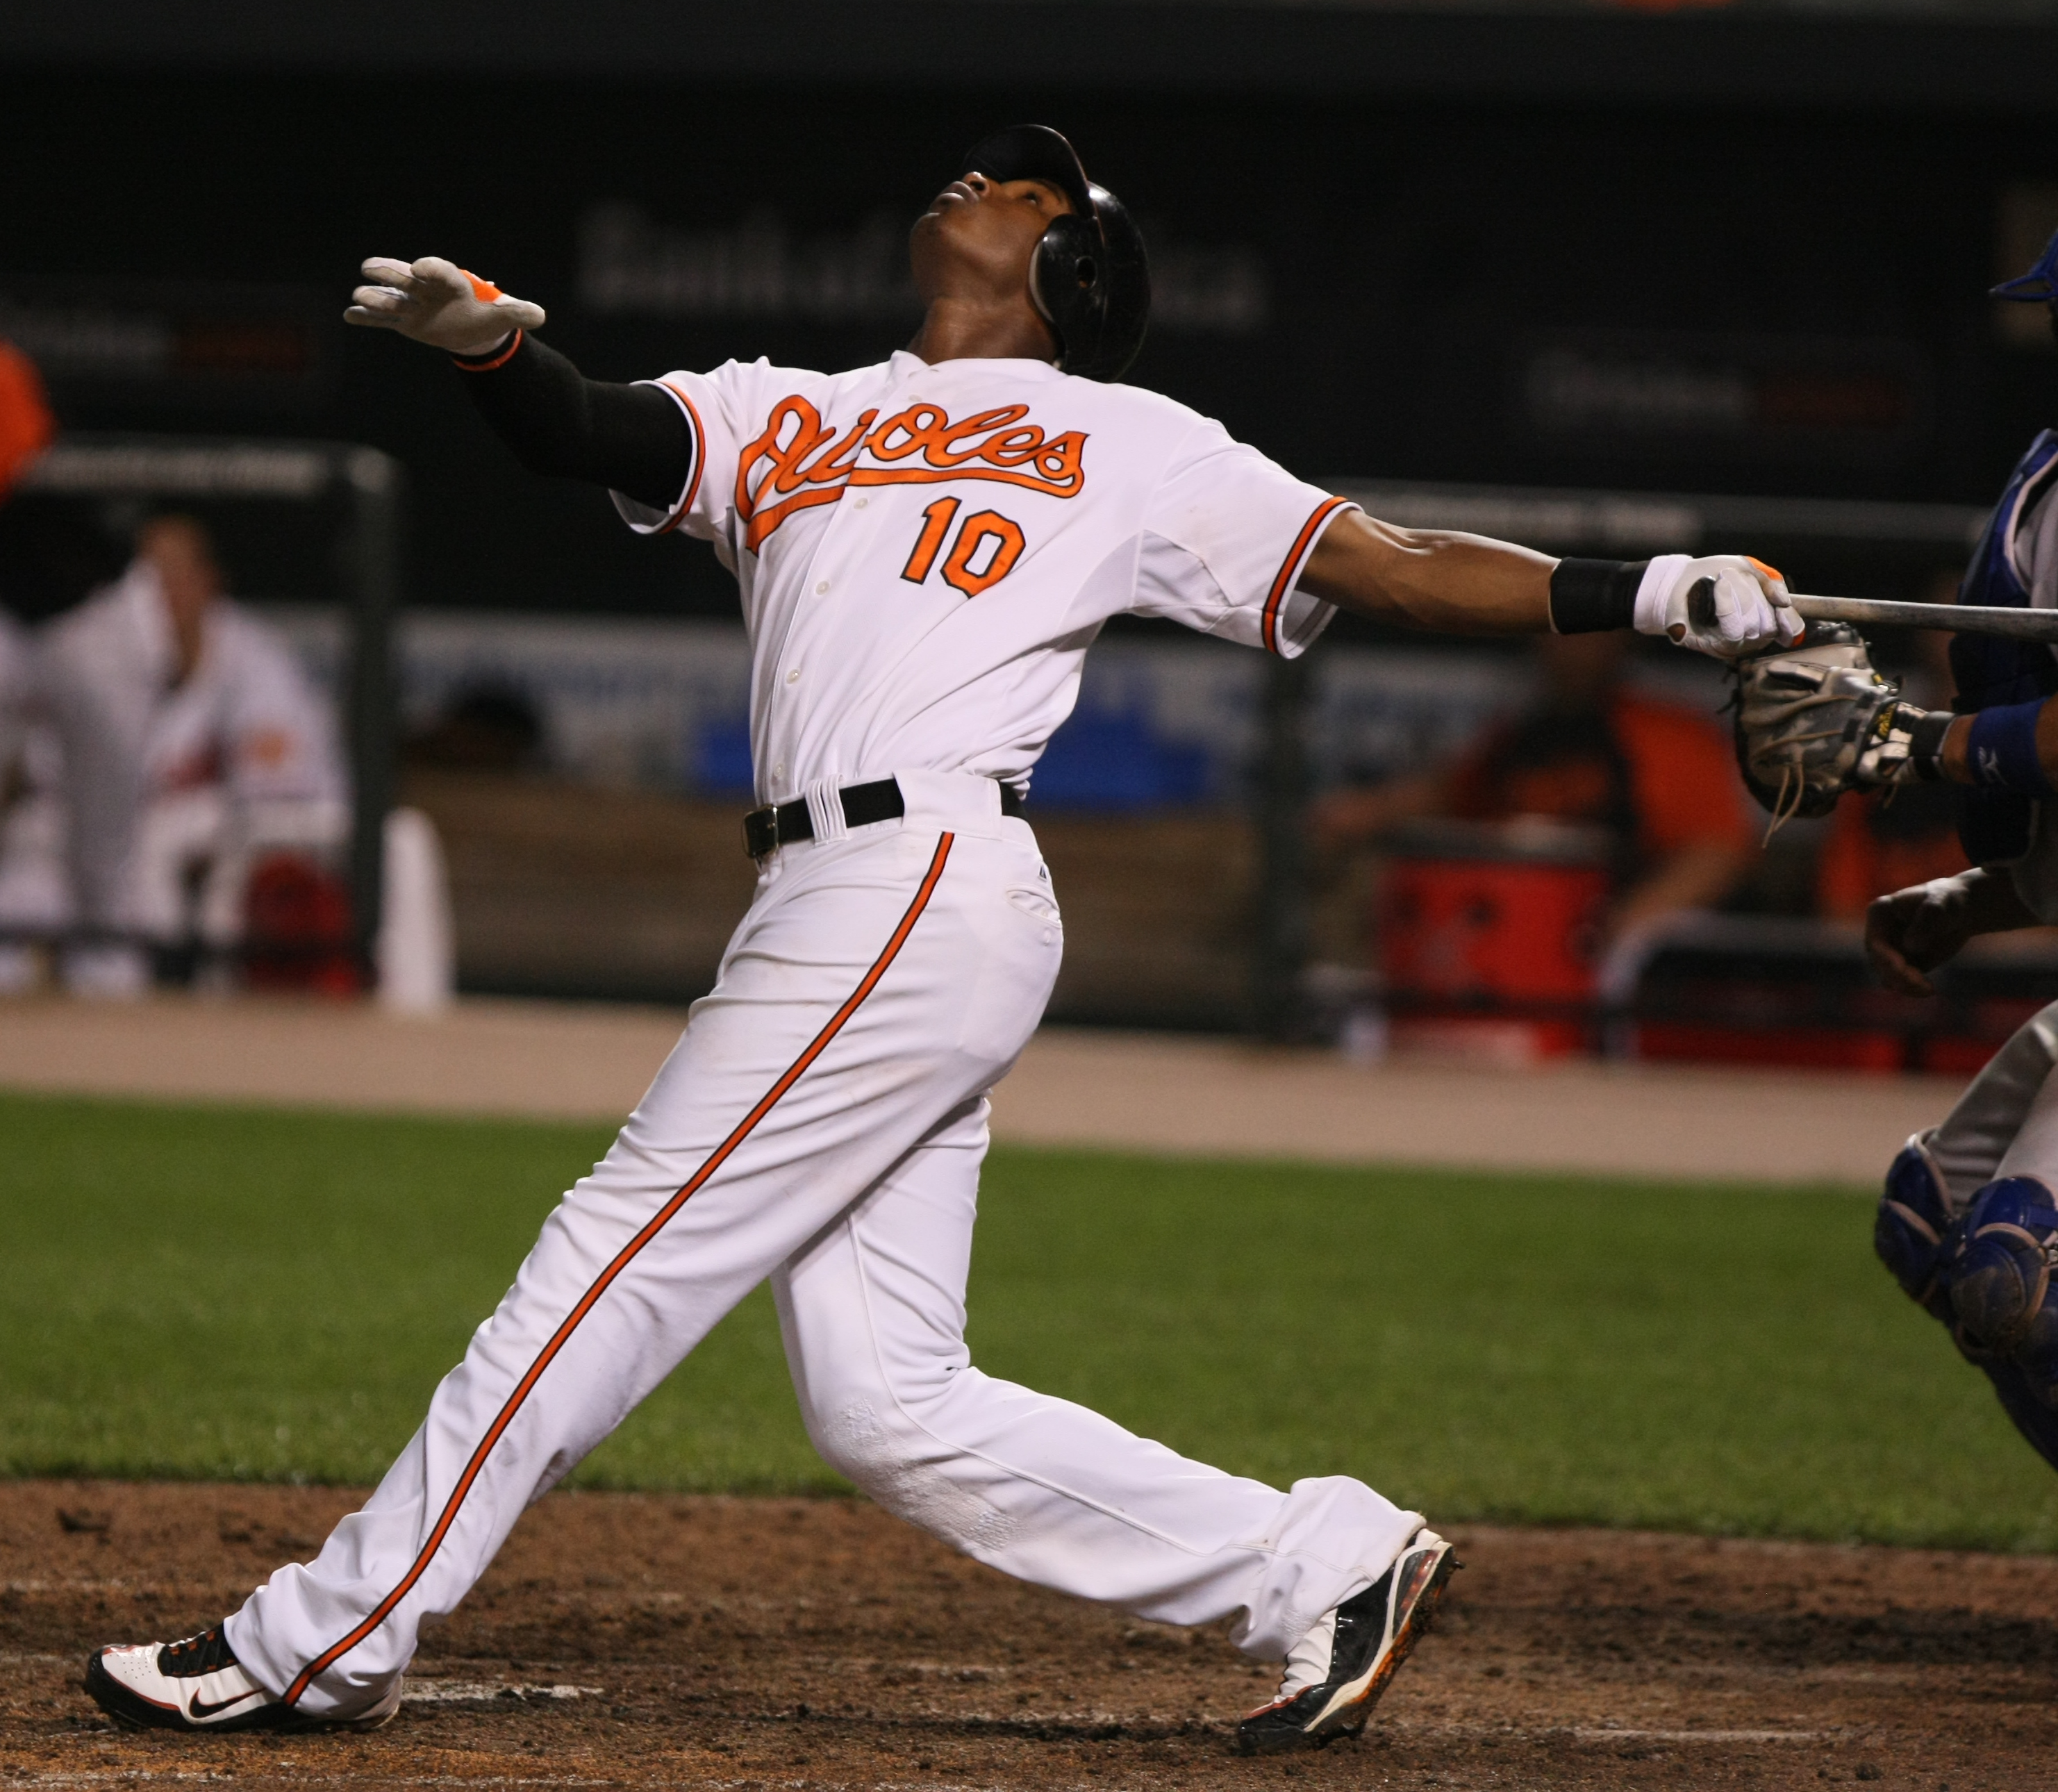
[1732, 622, 1908, 825]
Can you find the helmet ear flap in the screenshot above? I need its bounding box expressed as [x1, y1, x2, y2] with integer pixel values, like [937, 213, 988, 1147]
[1029, 213, 1106, 371]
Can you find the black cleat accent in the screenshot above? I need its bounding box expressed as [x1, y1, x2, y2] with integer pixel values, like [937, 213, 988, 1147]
[1235, 1528, 1459, 1756]
[84, 1622, 400, 1733]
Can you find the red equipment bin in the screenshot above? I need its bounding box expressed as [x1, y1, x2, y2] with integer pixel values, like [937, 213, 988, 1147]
[1376, 821, 1611, 1059]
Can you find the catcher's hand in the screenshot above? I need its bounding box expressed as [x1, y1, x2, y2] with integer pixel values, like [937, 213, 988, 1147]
[1866, 873, 1985, 996]
[1732, 623, 1932, 824]
[1867, 867, 2045, 993]
[344, 256, 545, 357]
[1638, 554, 1799, 659]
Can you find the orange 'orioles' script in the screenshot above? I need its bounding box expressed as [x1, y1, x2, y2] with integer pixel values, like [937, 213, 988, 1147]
[728, 395, 1088, 552]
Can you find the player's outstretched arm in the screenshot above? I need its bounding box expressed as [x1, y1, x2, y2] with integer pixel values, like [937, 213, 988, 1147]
[1299, 511, 1795, 658]
[344, 256, 691, 513]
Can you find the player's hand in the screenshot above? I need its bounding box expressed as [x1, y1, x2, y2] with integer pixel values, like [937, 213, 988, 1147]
[344, 256, 545, 357]
[1866, 873, 1982, 997]
[1636, 554, 1799, 660]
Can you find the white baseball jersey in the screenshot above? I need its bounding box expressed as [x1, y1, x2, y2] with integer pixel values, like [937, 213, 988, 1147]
[613, 350, 1353, 806]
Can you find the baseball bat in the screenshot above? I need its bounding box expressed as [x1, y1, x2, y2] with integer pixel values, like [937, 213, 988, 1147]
[1790, 593, 2058, 642]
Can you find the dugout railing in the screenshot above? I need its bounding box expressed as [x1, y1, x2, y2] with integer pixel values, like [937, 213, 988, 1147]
[4, 433, 401, 979]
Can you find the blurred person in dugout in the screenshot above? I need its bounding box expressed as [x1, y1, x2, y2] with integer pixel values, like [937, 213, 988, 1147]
[1314, 630, 1754, 979]
[0, 513, 348, 997]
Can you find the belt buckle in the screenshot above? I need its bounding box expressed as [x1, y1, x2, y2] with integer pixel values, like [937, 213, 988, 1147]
[742, 805, 779, 860]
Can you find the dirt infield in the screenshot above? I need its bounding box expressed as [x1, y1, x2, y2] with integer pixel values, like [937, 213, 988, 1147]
[4, 1483, 2053, 1789]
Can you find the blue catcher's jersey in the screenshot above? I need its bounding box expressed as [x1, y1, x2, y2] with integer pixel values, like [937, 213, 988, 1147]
[1953, 429, 2058, 865]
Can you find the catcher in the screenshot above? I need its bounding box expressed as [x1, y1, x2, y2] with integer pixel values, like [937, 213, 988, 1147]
[1734, 225, 2058, 1470]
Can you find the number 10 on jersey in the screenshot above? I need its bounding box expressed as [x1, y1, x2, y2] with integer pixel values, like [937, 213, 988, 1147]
[900, 498, 1027, 598]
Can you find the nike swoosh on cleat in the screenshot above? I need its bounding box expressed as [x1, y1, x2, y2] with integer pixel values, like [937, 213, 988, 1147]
[188, 1688, 265, 1720]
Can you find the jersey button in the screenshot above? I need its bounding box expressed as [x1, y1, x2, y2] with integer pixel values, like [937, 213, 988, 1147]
[815, 581, 830, 595]
[854, 497, 868, 510]
[786, 669, 801, 684]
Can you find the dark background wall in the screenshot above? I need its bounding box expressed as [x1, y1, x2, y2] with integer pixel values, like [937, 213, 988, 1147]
[6, 3, 2058, 617]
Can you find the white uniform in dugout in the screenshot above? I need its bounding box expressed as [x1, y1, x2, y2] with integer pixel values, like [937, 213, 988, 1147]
[223, 349, 1421, 1717]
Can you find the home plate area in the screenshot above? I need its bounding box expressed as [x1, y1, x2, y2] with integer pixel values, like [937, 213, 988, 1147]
[3, 1482, 2053, 1790]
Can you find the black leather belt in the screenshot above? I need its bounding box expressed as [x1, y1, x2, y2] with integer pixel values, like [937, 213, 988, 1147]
[744, 776, 1024, 858]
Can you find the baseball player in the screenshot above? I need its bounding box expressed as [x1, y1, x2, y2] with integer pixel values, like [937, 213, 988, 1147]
[1730, 226, 2058, 1475]
[27, 514, 348, 995]
[85, 126, 1793, 1750]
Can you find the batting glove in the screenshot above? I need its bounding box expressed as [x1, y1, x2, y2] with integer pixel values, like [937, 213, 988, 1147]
[1634, 554, 1800, 660]
[344, 256, 546, 358]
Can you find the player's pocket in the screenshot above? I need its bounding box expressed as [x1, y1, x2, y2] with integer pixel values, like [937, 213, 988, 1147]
[951, 871, 1063, 1068]
[1005, 883, 1061, 929]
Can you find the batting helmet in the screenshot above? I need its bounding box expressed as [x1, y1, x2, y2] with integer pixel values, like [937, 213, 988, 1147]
[957, 125, 1150, 383]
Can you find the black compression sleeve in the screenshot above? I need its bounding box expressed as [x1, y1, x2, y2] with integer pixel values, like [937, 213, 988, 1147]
[452, 331, 694, 515]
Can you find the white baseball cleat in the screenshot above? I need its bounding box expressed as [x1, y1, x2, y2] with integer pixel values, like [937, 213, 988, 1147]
[1235, 1526, 1460, 1754]
[85, 1623, 400, 1733]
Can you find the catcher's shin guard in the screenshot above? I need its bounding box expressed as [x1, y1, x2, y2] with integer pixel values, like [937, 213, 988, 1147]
[1875, 1135, 1961, 1325]
[1950, 1176, 2058, 1475]
[1877, 1154, 2058, 1476]
[1982, 1356, 2058, 1475]
[1953, 1177, 2058, 1374]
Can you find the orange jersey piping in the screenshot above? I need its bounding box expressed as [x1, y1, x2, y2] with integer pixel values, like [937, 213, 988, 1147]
[649, 380, 708, 536]
[1261, 496, 1352, 656]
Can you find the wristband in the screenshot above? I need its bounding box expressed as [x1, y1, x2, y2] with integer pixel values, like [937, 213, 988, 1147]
[452, 329, 523, 372]
[1907, 710, 1954, 782]
[1966, 699, 2054, 796]
[1549, 558, 1650, 634]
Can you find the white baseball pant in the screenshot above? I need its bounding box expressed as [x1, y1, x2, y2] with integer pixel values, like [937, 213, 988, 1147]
[224, 770, 1422, 1720]
[1925, 999, 2058, 1202]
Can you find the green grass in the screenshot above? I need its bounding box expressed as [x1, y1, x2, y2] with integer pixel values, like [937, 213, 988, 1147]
[3, 1090, 2055, 1551]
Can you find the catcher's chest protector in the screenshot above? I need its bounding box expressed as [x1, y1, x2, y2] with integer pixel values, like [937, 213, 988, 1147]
[1952, 429, 2058, 865]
